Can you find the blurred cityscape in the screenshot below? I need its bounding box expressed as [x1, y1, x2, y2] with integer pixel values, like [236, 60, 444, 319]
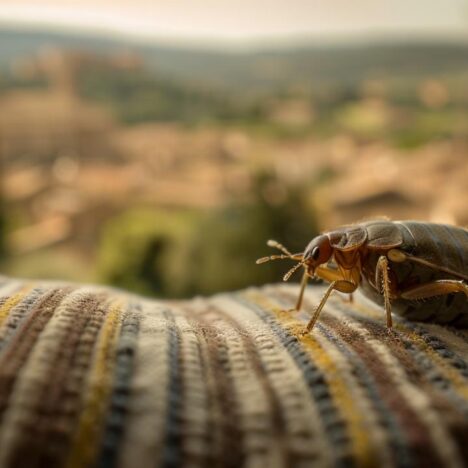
[0, 28, 467, 296]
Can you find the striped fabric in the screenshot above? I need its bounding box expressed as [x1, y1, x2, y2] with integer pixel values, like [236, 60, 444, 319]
[0, 277, 467, 468]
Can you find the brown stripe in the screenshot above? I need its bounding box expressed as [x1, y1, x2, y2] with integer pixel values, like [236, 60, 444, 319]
[316, 306, 447, 468]
[206, 302, 292, 466]
[36, 294, 109, 468]
[0, 287, 44, 346]
[207, 305, 295, 466]
[0, 287, 73, 420]
[274, 285, 447, 467]
[347, 302, 468, 463]
[181, 304, 245, 468]
[8, 292, 108, 468]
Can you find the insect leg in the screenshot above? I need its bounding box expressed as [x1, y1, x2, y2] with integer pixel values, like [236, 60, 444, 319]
[399, 280, 468, 301]
[315, 265, 355, 304]
[375, 256, 393, 328]
[303, 280, 356, 334]
[293, 270, 309, 312]
[314, 265, 346, 282]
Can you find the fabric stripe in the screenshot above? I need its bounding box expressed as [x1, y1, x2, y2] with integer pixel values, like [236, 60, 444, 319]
[350, 298, 468, 463]
[314, 322, 403, 468]
[0, 286, 35, 327]
[0, 287, 48, 351]
[171, 303, 214, 467]
[325, 292, 466, 467]
[422, 323, 468, 357]
[357, 307, 468, 406]
[257, 288, 408, 468]
[118, 302, 173, 467]
[0, 288, 72, 423]
[208, 299, 292, 467]
[182, 301, 245, 468]
[353, 295, 468, 401]
[239, 291, 354, 468]
[117, 305, 172, 468]
[215, 295, 333, 468]
[159, 309, 184, 468]
[66, 299, 125, 468]
[96, 303, 141, 468]
[267, 285, 407, 468]
[32, 292, 105, 467]
[0, 290, 100, 467]
[0, 278, 467, 468]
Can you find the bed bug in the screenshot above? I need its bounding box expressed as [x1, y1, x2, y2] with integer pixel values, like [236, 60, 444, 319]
[256, 220, 468, 333]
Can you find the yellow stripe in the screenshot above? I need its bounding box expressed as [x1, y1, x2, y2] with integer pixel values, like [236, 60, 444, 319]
[337, 303, 464, 468]
[66, 299, 124, 468]
[246, 291, 376, 468]
[354, 300, 468, 400]
[0, 285, 34, 327]
[397, 327, 468, 400]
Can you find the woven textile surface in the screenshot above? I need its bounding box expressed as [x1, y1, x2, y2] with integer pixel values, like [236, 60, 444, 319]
[0, 276, 468, 468]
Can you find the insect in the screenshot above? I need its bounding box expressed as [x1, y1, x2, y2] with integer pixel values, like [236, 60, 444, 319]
[256, 220, 468, 333]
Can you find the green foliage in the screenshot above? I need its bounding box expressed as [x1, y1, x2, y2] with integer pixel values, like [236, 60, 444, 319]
[97, 174, 318, 298]
[0, 71, 48, 95]
[187, 174, 318, 294]
[77, 66, 245, 125]
[97, 209, 198, 297]
[391, 108, 468, 149]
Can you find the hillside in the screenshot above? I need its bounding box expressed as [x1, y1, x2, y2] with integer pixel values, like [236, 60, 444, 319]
[1, 27, 468, 93]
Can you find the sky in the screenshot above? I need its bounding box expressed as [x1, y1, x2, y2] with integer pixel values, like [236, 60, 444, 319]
[0, 0, 467, 43]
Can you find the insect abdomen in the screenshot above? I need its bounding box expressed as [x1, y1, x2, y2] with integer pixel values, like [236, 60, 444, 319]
[398, 221, 468, 277]
[362, 221, 468, 326]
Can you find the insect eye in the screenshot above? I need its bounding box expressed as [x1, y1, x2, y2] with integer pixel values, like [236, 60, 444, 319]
[312, 246, 320, 261]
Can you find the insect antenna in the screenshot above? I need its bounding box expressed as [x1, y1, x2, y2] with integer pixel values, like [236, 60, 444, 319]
[256, 254, 294, 264]
[267, 239, 293, 256]
[256, 239, 303, 265]
[283, 261, 305, 282]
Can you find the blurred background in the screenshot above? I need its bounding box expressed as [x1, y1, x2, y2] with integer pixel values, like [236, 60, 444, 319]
[0, 0, 467, 297]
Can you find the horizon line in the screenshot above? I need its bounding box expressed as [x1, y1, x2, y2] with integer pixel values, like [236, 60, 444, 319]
[1, 19, 468, 52]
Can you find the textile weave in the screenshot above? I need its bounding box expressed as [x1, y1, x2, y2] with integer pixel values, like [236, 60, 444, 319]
[0, 276, 467, 468]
